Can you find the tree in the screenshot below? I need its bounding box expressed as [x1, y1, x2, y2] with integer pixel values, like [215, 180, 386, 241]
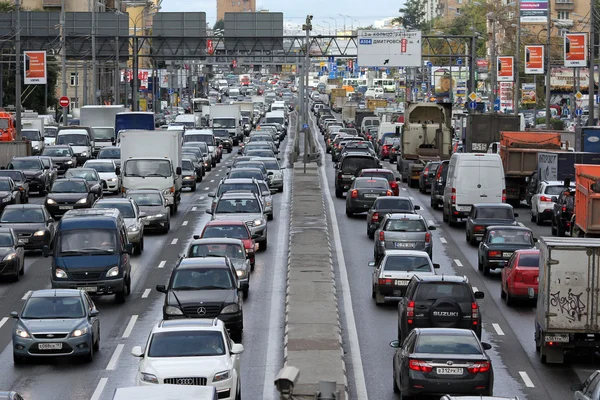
[397, 0, 427, 30]
[213, 19, 224, 31]
[2, 56, 60, 113]
[0, 1, 13, 12]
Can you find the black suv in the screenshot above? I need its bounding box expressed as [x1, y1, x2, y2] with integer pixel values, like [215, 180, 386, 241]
[335, 153, 381, 198]
[551, 189, 575, 237]
[430, 160, 449, 210]
[397, 275, 484, 342]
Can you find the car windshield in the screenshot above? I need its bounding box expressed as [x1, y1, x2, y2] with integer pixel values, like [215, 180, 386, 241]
[217, 183, 259, 197]
[51, 180, 87, 193]
[57, 134, 88, 146]
[129, 193, 162, 206]
[254, 160, 279, 170]
[0, 232, 13, 246]
[124, 159, 171, 178]
[375, 198, 413, 210]
[385, 219, 426, 232]
[258, 182, 269, 195]
[216, 199, 261, 214]
[203, 225, 249, 239]
[44, 127, 58, 137]
[415, 334, 482, 355]
[171, 268, 234, 290]
[9, 159, 41, 170]
[384, 256, 431, 272]
[66, 170, 97, 181]
[42, 147, 71, 157]
[148, 331, 226, 358]
[21, 130, 40, 140]
[98, 148, 120, 159]
[488, 229, 533, 244]
[213, 130, 229, 138]
[414, 283, 473, 302]
[0, 180, 11, 191]
[188, 243, 245, 260]
[92, 127, 114, 140]
[182, 160, 195, 170]
[0, 171, 23, 182]
[85, 162, 115, 173]
[229, 170, 263, 180]
[236, 163, 266, 173]
[59, 229, 116, 254]
[184, 134, 215, 146]
[1, 208, 45, 223]
[95, 202, 135, 218]
[476, 207, 513, 219]
[355, 178, 388, 189]
[21, 297, 85, 319]
[212, 118, 236, 128]
[341, 157, 378, 174]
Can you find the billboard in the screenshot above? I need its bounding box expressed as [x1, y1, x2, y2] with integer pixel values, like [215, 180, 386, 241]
[521, 83, 537, 104]
[520, 0, 548, 23]
[497, 56, 514, 82]
[550, 67, 598, 93]
[564, 33, 587, 67]
[357, 30, 422, 67]
[430, 66, 468, 103]
[24, 51, 47, 85]
[525, 45, 544, 74]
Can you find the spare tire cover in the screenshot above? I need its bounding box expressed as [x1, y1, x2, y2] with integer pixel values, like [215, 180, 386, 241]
[429, 299, 463, 327]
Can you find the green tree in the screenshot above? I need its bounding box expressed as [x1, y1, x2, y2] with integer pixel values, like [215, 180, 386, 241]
[2, 56, 59, 113]
[397, 0, 427, 30]
[213, 19, 224, 31]
[0, 1, 14, 11]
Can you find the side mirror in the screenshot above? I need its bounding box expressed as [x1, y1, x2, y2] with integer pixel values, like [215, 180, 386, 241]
[156, 284, 167, 293]
[551, 196, 558, 202]
[10, 311, 18, 318]
[368, 261, 376, 267]
[176, 167, 182, 175]
[16, 240, 25, 248]
[571, 384, 584, 392]
[205, 209, 213, 215]
[533, 237, 538, 243]
[89, 309, 100, 317]
[428, 226, 436, 231]
[42, 244, 50, 258]
[481, 342, 492, 351]
[268, 171, 274, 175]
[514, 213, 519, 218]
[414, 205, 420, 210]
[125, 243, 134, 255]
[131, 345, 144, 358]
[474, 291, 485, 299]
[433, 263, 440, 269]
[231, 343, 244, 354]
[139, 212, 146, 218]
[396, 177, 401, 181]
[47, 218, 54, 224]
[115, 167, 121, 175]
[389, 340, 401, 348]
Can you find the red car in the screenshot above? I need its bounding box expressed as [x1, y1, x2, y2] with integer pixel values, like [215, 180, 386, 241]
[199, 220, 258, 269]
[358, 168, 401, 196]
[501, 249, 540, 306]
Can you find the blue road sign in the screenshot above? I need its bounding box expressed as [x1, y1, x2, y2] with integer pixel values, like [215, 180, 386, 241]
[413, 88, 418, 93]
[168, 88, 174, 95]
[332, 65, 338, 71]
[328, 56, 334, 63]
[421, 82, 427, 89]
[456, 58, 463, 66]
[596, 95, 600, 103]
[469, 101, 477, 109]
[427, 61, 432, 68]
[576, 108, 583, 116]
[328, 72, 336, 79]
[303, 124, 309, 129]
[317, 71, 322, 77]
[386, 69, 390, 75]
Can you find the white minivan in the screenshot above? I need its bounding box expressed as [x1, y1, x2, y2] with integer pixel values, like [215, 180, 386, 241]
[442, 153, 505, 225]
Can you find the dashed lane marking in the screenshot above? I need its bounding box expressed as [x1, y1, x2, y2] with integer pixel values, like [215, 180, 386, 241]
[0, 317, 8, 329]
[106, 343, 124, 370]
[519, 371, 535, 387]
[439, 237, 447, 244]
[122, 315, 138, 339]
[21, 291, 31, 301]
[454, 259, 463, 267]
[402, 187, 407, 191]
[493, 323, 505, 336]
[141, 289, 151, 299]
[210, 179, 215, 183]
[158, 260, 166, 269]
[204, 187, 210, 190]
[171, 238, 178, 245]
[472, 287, 478, 293]
[215, 174, 219, 177]
[182, 221, 188, 226]
[518, 222, 525, 227]
[191, 207, 197, 211]
[90, 378, 108, 400]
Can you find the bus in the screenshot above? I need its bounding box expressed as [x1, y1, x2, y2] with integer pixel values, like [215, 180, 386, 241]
[342, 78, 367, 87]
[373, 78, 396, 93]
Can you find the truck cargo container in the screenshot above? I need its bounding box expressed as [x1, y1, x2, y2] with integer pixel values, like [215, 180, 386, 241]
[366, 99, 388, 112]
[573, 164, 600, 237]
[115, 112, 155, 141]
[577, 127, 600, 153]
[80, 105, 125, 154]
[464, 114, 521, 153]
[209, 104, 242, 145]
[537, 151, 600, 181]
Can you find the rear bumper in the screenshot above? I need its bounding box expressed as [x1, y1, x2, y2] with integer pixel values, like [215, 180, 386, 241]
[347, 199, 376, 212]
[403, 373, 492, 397]
[508, 283, 538, 298]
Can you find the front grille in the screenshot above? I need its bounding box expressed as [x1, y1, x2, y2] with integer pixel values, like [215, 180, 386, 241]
[218, 390, 231, 399]
[164, 377, 207, 386]
[182, 304, 222, 318]
[17, 233, 32, 238]
[29, 343, 72, 354]
[71, 272, 103, 281]
[33, 333, 68, 339]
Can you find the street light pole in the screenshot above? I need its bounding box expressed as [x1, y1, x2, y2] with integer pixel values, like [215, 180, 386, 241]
[91, 0, 97, 105]
[303, 15, 312, 174]
[338, 14, 346, 34]
[61, 0, 68, 126]
[514, 0, 521, 115]
[14, 0, 21, 139]
[588, 0, 596, 125]
[490, 14, 498, 113]
[544, 10, 551, 127]
[329, 17, 337, 35]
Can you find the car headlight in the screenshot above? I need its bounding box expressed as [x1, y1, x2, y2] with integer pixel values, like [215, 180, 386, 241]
[46, 198, 56, 205]
[81, 152, 88, 157]
[236, 269, 247, 279]
[141, 372, 158, 384]
[66, 160, 73, 165]
[266, 201, 272, 207]
[1, 196, 11, 203]
[162, 188, 172, 196]
[15, 327, 30, 338]
[3, 252, 16, 261]
[76, 198, 88, 204]
[33, 230, 46, 237]
[253, 218, 262, 226]
[33, 145, 39, 150]
[55, 268, 67, 279]
[165, 305, 183, 315]
[213, 370, 231, 382]
[107, 177, 117, 182]
[184, 175, 194, 180]
[127, 225, 140, 232]
[106, 266, 119, 277]
[221, 303, 240, 314]
[71, 326, 89, 337]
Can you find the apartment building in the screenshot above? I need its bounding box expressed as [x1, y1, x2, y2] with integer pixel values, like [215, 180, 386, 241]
[217, 0, 256, 21]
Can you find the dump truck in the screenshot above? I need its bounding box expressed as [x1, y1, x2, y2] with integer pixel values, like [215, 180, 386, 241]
[499, 131, 562, 205]
[537, 151, 600, 181]
[366, 99, 388, 112]
[464, 113, 521, 152]
[573, 164, 600, 237]
[535, 237, 600, 364]
[342, 102, 358, 124]
[398, 102, 454, 188]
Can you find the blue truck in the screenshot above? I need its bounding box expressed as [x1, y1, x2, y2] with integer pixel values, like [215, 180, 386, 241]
[115, 112, 155, 141]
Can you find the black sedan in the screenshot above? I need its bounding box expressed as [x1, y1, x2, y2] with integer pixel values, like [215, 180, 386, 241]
[0, 228, 25, 280]
[418, 161, 440, 194]
[214, 129, 233, 152]
[346, 177, 392, 217]
[0, 204, 55, 250]
[45, 178, 95, 219]
[366, 196, 419, 239]
[466, 203, 518, 245]
[0, 170, 29, 203]
[478, 226, 536, 276]
[41, 145, 76, 175]
[7, 157, 50, 194]
[64, 168, 103, 202]
[0, 177, 21, 210]
[390, 328, 494, 398]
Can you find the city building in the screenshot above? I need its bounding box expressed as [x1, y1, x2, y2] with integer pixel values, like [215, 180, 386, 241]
[216, 0, 256, 21]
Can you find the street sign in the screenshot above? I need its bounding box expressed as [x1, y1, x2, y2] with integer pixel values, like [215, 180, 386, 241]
[576, 108, 583, 116]
[468, 92, 477, 101]
[421, 82, 427, 89]
[328, 56, 334, 63]
[494, 98, 501, 111]
[427, 61, 432, 68]
[596, 95, 600, 103]
[412, 88, 418, 93]
[469, 101, 477, 109]
[576, 91, 583, 100]
[168, 88, 174, 95]
[328, 72, 336, 79]
[357, 30, 422, 67]
[302, 124, 309, 129]
[59, 96, 69, 108]
[456, 58, 463, 66]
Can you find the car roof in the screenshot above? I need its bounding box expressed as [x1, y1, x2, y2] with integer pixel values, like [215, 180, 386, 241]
[189, 238, 244, 246]
[514, 249, 539, 255]
[156, 318, 224, 331]
[414, 327, 476, 336]
[177, 257, 230, 269]
[85, 159, 114, 163]
[95, 198, 133, 204]
[361, 168, 393, 174]
[414, 274, 468, 283]
[3, 204, 44, 210]
[30, 289, 81, 298]
[473, 203, 513, 209]
[386, 213, 424, 220]
[384, 250, 431, 257]
[485, 225, 531, 231]
[54, 177, 87, 182]
[0, 227, 12, 234]
[220, 192, 258, 200]
[221, 178, 257, 184]
[0, 176, 12, 181]
[127, 189, 161, 194]
[205, 220, 246, 226]
[542, 180, 571, 186]
[68, 168, 96, 173]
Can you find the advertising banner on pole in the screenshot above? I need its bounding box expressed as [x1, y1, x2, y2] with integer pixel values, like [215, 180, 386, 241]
[521, 83, 537, 104]
[525, 45, 544, 74]
[497, 56, 514, 82]
[564, 33, 587, 67]
[24, 51, 47, 85]
[520, 0, 548, 23]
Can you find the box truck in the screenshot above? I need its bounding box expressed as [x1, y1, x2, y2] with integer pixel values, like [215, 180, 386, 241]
[80, 105, 125, 155]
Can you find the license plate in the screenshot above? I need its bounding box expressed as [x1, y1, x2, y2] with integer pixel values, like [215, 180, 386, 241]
[456, 205, 472, 212]
[502, 252, 513, 258]
[77, 287, 97, 293]
[395, 280, 410, 286]
[59, 206, 73, 210]
[545, 335, 569, 343]
[395, 242, 415, 249]
[39, 343, 62, 350]
[364, 194, 378, 198]
[436, 367, 463, 375]
[19, 238, 28, 243]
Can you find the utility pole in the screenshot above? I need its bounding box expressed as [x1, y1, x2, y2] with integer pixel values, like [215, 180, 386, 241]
[490, 14, 498, 113]
[514, 0, 521, 115]
[469, 33, 476, 114]
[588, 0, 596, 125]
[91, 0, 97, 105]
[303, 15, 312, 173]
[60, 0, 67, 125]
[14, 0, 21, 139]
[544, 3, 552, 127]
[132, 35, 139, 111]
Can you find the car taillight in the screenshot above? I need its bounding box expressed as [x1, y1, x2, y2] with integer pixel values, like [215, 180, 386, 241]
[467, 361, 490, 374]
[515, 272, 524, 282]
[474, 225, 485, 232]
[562, 206, 567, 212]
[502, 189, 506, 203]
[407, 300, 414, 324]
[409, 359, 433, 373]
[337, 172, 342, 179]
[372, 212, 379, 222]
[471, 302, 479, 324]
[488, 250, 501, 258]
[351, 190, 359, 198]
[451, 188, 456, 204]
[390, 181, 398, 189]
[386, 190, 393, 196]
[379, 231, 385, 241]
[423, 168, 429, 175]
[378, 278, 393, 285]
[540, 196, 552, 202]
[425, 232, 431, 243]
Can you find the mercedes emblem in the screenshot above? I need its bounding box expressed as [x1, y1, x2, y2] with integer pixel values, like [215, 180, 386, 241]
[446, 361, 454, 366]
[197, 307, 207, 316]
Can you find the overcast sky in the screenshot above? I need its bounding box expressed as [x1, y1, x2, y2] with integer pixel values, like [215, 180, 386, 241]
[160, 0, 400, 31]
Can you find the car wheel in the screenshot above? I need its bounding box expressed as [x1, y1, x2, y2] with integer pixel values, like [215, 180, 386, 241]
[93, 331, 100, 351]
[346, 208, 353, 218]
[19, 258, 24, 276]
[478, 257, 483, 271]
[335, 188, 343, 198]
[393, 365, 400, 393]
[85, 339, 95, 362]
[243, 287, 249, 299]
[483, 263, 491, 276]
[13, 353, 26, 365]
[530, 210, 536, 222]
[557, 224, 564, 237]
[469, 233, 477, 246]
[235, 384, 241, 400]
[466, 231, 470, 243]
[134, 242, 142, 255]
[551, 218, 557, 235]
[191, 184, 196, 192]
[442, 206, 448, 222]
[367, 229, 374, 240]
[505, 288, 513, 306]
[430, 196, 436, 209]
[500, 284, 506, 299]
[375, 291, 385, 305]
[259, 240, 267, 251]
[267, 213, 273, 221]
[115, 290, 126, 303]
[448, 212, 456, 227]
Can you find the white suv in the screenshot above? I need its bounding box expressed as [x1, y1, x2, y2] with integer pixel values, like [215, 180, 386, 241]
[132, 319, 244, 399]
[530, 180, 574, 225]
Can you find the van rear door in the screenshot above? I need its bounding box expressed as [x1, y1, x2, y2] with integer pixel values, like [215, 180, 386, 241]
[454, 157, 480, 211]
[478, 158, 505, 203]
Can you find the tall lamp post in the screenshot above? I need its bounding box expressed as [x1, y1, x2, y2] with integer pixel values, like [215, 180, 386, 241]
[338, 14, 346, 34]
[302, 15, 313, 173]
[322, 20, 331, 35]
[329, 17, 337, 35]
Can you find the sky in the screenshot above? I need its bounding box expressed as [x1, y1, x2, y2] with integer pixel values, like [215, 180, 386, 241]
[160, 0, 401, 32]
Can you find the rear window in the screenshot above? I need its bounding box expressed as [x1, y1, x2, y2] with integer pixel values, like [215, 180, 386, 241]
[361, 171, 393, 182]
[475, 207, 513, 219]
[414, 282, 473, 302]
[217, 183, 259, 196]
[375, 198, 413, 210]
[385, 219, 426, 232]
[415, 334, 482, 355]
[545, 185, 569, 195]
[340, 157, 378, 174]
[518, 253, 540, 267]
[383, 255, 431, 272]
[488, 229, 533, 244]
[355, 178, 388, 189]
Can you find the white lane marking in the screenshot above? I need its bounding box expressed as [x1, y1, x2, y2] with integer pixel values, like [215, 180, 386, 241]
[518, 222, 525, 227]
[439, 237, 447, 244]
[90, 377, 108, 400]
[519, 371, 535, 387]
[141, 289, 151, 298]
[21, 291, 31, 300]
[106, 343, 124, 370]
[158, 260, 166, 269]
[182, 221, 188, 226]
[472, 287, 478, 293]
[210, 179, 215, 182]
[191, 207, 197, 211]
[409, 196, 415, 200]
[204, 187, 210, 190]
[454, 259, 463, 267]
[493, 323, 505, 336]
[215, 174, 219, 177]
[171, 238, 179, 245]
[197, 196, 205, 200]
[402, 187, 407, 191]
[122, 315, 138, 339]
[0, 317, 8, 329]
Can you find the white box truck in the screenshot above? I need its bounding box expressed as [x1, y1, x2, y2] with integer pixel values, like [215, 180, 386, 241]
[80, 105, 126, 155]
[119, 130, 182, 215]
[535, 237, 600, 364]
[210, 104, 242, 145]
[238, 102, 255, 133]
[21, 112, 45, 155]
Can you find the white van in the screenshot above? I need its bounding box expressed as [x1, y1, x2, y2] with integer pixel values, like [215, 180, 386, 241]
[56, 128, 94, 165]
[217, 80, 228, 93]
[365, 87, 384, 98]
[442, 153, 505, 225]
[270, 101, 286, 112]
[174, 114, 196, 128]
[265, 110, 286, 126]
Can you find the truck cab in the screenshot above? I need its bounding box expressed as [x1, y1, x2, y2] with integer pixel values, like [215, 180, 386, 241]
[0, 112, 15, 142]
[56, 127, 94, 165]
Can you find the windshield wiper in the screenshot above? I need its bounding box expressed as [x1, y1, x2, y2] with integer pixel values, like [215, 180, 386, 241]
[173, 286, 201, 290]
[195, 285, 230, 290]
[125, 174, 143, 177]
[145, 173, 169, 177]
[80, 247, 113, 254]
[59, 250, 88, 255]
